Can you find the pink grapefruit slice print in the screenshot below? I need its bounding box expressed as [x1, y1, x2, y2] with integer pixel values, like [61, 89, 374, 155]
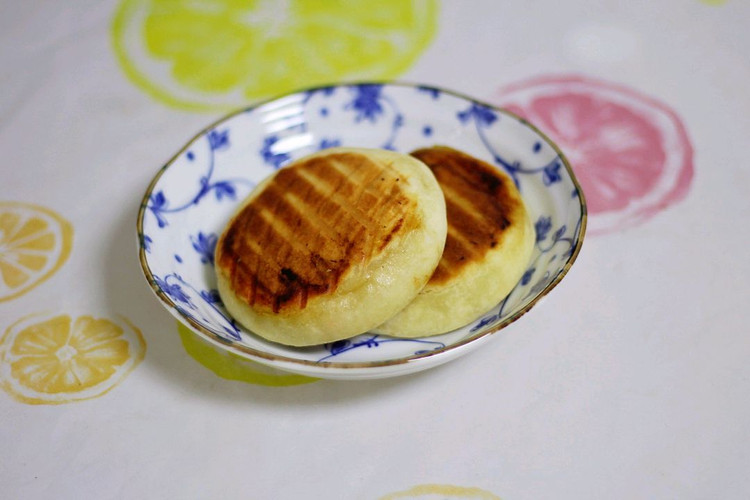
[494, 75, 693, 235]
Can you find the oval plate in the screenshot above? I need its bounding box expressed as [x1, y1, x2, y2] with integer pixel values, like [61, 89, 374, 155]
[137, 82, 586, 380]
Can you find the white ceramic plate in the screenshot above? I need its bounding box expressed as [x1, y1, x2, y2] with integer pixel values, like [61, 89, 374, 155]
[137, 82, 586, 379]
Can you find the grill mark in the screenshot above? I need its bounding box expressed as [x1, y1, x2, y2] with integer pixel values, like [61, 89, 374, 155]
[440, 183, 504, 246]
[218, 152, 418, 312]
[410, 147, 521, 285]
[433, 161, 512, 235]
[258, 209, 336, 289]
[346, 165, 409, 263]
[232, 187, 353, 311]
[429, 224, 476, 283]
[274, 165, 381, 269]
[296, 163, 380, 241]
[302, 156, 411, 266]
[319, 156, 398, 198]
[378, 216, 405, 251]
[299, 161, 375, 267]
[230, 212, 290, 310]
[279, 169, 367, 245]
[314, 157, 407, 228]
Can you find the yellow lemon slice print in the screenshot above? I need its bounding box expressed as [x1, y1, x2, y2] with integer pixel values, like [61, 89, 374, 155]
[0, 201, 73, 303]
[380, 484, 501, 499]
[177, 322, 317, 387]
[0, 312, 146, 404]
[111, 0, 439, 111]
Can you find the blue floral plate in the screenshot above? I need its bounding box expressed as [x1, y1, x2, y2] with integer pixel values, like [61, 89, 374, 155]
[137, 82, 586, 380]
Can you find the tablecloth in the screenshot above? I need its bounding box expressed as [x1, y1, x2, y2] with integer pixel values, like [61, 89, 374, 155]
[2, 1, 749, 498]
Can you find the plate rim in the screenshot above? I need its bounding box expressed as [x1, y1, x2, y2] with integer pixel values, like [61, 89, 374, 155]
[136, 80, 588, 373]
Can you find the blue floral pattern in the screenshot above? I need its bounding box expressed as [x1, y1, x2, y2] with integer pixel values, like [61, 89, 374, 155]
[153, 274, 193, 308]
[153, 273, 240, 341]
[417, 85, 442, 99]
[318, 335, 445, 363]
[457, 102, 499, 128]
[535, 216, 553, 243]
[207, 129, 229, 150]
[260, 135, 292, 169]
[346, 84, 386, 122]
[190, 231, 217, 265]
[145, 128, 254, 230]
[457, 101, 567, 187]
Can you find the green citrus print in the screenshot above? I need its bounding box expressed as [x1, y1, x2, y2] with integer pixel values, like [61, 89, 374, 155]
[380, 484, 501, 499]
[177, 323, 317, 386]
[111, 0, 439, 111]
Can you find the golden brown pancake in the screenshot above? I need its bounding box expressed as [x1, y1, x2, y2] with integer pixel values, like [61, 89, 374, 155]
[215, 147, 447, 346]
[375, 146, 535, 338]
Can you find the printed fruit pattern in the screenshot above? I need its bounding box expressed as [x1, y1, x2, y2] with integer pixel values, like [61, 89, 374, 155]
[112, 0, 438, 110]
[0, 312, 146, 404]
[0, 202, 72, 302]
[177, 322, 317, 387]
[379, 483, 501, 499]
[495, 75, 693, 235]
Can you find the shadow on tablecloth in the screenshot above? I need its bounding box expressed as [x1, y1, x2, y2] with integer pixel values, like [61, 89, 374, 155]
[100, 187, 454, 407]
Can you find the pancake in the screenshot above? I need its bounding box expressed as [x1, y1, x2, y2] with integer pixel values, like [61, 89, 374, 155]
[374, 146, 535, 338]
[215, 147, 447, 347]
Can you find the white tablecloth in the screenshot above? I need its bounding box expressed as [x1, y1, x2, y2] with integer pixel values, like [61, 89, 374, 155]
[2, 1, 748, 498]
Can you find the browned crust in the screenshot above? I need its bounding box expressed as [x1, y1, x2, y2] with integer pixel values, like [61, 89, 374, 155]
[410, 146, 523, 285]
[217, 151, 419, 313]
